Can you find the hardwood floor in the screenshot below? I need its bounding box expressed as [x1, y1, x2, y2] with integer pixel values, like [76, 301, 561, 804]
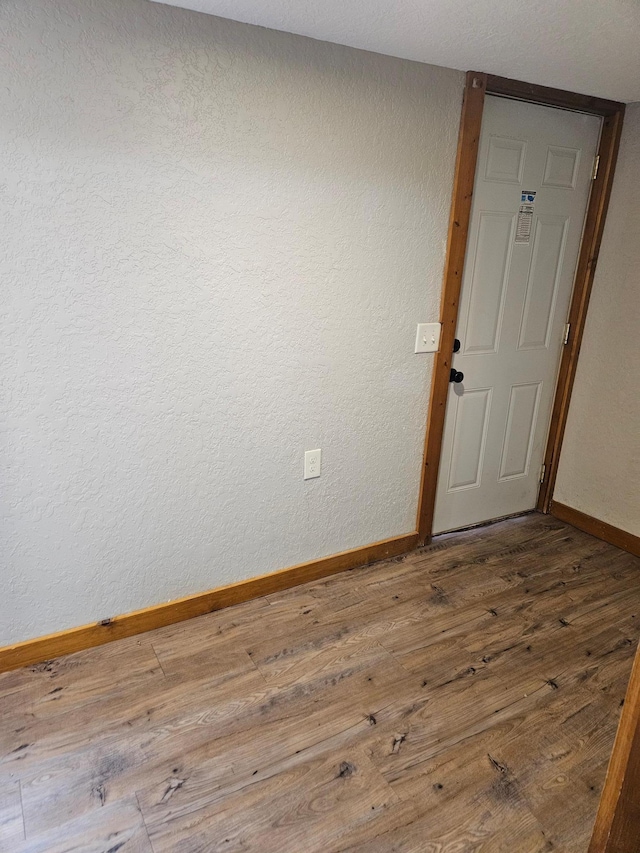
[1, 513, 639, 852]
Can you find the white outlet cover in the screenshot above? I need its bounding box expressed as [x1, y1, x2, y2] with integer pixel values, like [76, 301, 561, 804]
[415, 322, 441, 353]
[304, 448, 322, 480]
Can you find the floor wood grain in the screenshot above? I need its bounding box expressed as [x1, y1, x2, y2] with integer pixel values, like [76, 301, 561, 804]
[1, 513, 639, 852]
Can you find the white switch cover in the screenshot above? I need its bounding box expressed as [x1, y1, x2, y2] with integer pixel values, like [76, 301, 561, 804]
[304, 448, 322, 480]
[414, 322, 441, 353]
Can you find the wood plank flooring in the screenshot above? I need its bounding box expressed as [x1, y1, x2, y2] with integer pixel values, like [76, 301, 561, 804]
[1, 513, 639, 852]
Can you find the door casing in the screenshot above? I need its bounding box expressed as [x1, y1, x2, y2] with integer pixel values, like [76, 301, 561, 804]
[416, 72, 625, 544]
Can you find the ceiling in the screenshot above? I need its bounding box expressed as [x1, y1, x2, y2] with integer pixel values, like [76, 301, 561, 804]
[152, 0, 640, 103]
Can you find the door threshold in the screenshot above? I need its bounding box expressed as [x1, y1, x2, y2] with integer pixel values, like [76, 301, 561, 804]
[433, 509, 538, 538]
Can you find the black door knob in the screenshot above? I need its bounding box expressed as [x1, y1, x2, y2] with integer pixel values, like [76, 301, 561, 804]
[453, 338, 461, 353]
[449, 368, 464, 383]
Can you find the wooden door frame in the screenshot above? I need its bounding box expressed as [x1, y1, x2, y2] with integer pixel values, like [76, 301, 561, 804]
[589, 638, 640, 852]
[416, 71, 625, 544]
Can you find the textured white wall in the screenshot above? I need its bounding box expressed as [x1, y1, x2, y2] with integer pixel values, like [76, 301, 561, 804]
[555, 104, 640, 536]
[0, 0, 462, 644]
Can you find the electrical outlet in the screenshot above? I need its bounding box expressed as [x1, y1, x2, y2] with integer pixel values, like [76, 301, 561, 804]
[415, 322, 441, 353]
[304, 448, 321, 480]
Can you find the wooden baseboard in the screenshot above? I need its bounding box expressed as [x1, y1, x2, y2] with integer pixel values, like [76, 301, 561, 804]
[0, 532, 419, 674]
[550, 502, 640, 558]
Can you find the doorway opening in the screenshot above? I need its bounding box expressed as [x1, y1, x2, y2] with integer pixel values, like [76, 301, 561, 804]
[416, 73, 625, 543]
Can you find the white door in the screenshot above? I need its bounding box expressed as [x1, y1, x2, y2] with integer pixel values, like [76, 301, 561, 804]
[433, 96, 601, 535]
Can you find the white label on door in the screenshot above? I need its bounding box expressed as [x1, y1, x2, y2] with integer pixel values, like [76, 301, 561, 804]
[521, 190, 537, 203]
[515, 204, 534, 243]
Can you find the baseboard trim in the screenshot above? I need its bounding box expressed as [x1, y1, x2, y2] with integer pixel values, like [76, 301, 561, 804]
[550, 501, 640, 558]
[0, 532, 419, 674]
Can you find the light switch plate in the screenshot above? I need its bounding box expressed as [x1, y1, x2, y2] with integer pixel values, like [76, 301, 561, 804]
[415, 323, 441, 353]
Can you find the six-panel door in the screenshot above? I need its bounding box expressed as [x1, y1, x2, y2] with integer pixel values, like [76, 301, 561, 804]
[433, 96, 601, 535]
